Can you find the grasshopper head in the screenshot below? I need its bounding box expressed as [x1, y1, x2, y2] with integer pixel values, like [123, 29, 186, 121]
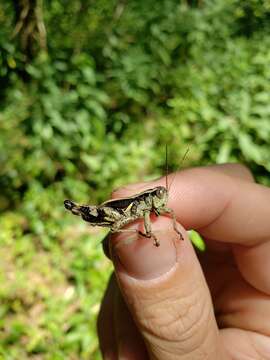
[153, 186, 168, 209]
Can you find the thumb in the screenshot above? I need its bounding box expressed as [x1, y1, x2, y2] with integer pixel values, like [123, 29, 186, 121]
[110, 217, 227, 360]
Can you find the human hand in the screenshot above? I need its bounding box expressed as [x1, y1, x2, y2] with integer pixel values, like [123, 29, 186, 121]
[97, 164, 270, 359]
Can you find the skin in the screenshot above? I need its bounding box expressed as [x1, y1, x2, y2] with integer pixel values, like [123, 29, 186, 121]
[97, 164, 270, 359]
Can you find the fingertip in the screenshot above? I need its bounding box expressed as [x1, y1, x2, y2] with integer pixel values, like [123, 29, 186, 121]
[110, 217, 186, 281]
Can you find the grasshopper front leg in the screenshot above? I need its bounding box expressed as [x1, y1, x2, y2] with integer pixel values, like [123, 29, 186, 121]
[140, 210, 159, 247]
[162, 207, 184, 241]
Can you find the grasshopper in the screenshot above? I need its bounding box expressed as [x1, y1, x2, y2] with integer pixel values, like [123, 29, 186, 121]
[64, 148, 187, 247]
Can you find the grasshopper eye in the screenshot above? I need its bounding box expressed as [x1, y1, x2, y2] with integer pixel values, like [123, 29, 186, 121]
[156, 187, 165, 198]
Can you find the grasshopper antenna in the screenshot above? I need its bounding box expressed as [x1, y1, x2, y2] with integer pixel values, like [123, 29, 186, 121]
[165, 144, 169, 191]
[167, 146, 190, 193]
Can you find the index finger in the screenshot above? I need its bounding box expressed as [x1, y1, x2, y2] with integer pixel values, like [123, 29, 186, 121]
[113, 163, 270, 294]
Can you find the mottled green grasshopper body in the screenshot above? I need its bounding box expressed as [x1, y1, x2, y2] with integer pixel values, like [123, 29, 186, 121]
[64, 147, 187, 246]
[64, 185, 183, 247]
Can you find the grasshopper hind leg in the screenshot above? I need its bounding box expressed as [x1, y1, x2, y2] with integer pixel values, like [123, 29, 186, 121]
[110, 228, 160, 247]
[138, 230, 159, 247]
[141, 211, 160, 247]
[111, 211, 160, 247]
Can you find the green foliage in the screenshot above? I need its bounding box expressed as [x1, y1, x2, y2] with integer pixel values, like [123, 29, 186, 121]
[0, 0, 270, 357]
[189, 230, 206, 252]
[0, 210, 110, 359]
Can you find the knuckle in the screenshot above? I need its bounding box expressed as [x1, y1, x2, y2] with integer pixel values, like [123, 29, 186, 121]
[138, 290, 212, 349]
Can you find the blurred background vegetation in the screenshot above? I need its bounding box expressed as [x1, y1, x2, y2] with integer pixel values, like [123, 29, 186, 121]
[0, 0, 270, 358]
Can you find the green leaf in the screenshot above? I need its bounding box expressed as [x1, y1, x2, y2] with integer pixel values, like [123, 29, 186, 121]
[189, 230, 206, 252]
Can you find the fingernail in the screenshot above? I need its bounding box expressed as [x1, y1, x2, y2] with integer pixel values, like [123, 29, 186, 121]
[110, 217, 180, 280]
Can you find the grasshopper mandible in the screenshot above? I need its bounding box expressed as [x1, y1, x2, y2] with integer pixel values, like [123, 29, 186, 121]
[64, 148, 187, 247]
